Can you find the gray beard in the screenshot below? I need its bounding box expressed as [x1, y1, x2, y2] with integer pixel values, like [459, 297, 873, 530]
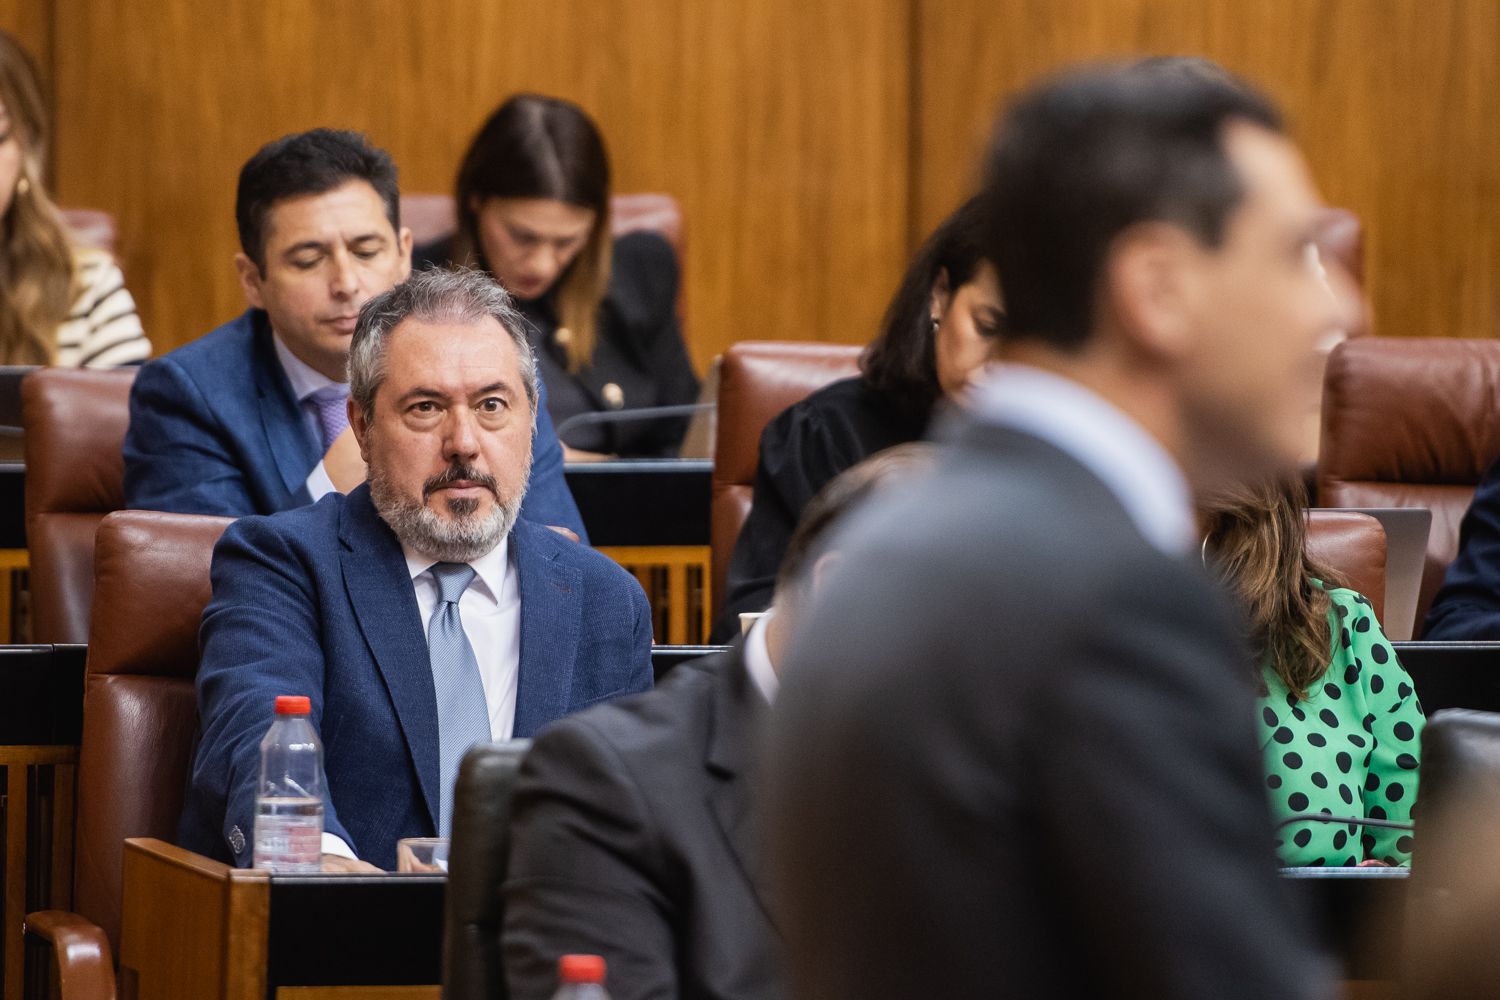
[369, 469, 526, 564]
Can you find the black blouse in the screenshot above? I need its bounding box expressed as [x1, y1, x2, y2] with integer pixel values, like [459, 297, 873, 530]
[711, 376, 931, 641]
[415, 230, 700, 457]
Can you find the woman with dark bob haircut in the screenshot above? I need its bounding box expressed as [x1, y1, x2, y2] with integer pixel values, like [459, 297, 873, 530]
[418, 94, 698, 458]
[712, 194, 1004, 639]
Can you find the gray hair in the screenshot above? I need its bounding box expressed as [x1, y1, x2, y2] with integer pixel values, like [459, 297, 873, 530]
[348, 266, 539, 421]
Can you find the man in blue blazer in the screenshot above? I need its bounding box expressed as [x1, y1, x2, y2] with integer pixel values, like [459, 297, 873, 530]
[123, 128, 585, 539]
[177, 267, 651, 871]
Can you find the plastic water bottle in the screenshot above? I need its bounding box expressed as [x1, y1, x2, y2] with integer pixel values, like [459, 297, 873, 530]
[251, 695, 325, 872]
[551, 954, 610, 1000]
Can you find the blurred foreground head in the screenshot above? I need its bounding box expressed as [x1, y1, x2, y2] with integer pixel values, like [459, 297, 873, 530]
[985, 59, 1360, 489]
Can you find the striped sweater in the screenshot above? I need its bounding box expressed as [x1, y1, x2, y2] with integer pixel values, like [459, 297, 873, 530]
[54, 247, 150, 367]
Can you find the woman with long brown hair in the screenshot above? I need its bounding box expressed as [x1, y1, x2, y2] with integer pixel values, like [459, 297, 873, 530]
[418, 93, 697, 459]
[0, 31, 147, 367]
[1202, 475, 1424, 866]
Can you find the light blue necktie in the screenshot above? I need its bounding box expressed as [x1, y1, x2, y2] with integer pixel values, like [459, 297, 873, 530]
[427, 563, 492, 838]
[309, 385, 350, 451]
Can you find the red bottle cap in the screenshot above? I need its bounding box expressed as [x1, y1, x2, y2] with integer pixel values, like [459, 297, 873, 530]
[274, 695, 311, 715]
[558, 954, 606, 984]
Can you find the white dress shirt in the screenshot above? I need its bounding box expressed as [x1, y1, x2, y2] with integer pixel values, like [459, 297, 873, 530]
[271, 333, 340, 501]
[972, 363, 1196, 557]
[742, 610, 780, 705]
[322, 535, 522, 861]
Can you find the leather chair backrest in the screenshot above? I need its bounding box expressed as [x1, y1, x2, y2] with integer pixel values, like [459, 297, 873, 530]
[1417, 710, 1500, 830]
[710, 341, 862, 611]
[22, 367, 136, 643]
[442, 740, 532, 1000]
[1317, 338, 1500, 628]
[399, 192, 684, 265]
[73, 510, 231, 953]
[1305, 509, 1387, 627]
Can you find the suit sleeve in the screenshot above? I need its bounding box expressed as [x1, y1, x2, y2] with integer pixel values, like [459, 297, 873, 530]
[712, 400, 859, 640]
[519, 375, 588, 543]
[616, 232, 699, 457]
[1034, 565, 1334, 998]
[123, 357, 259, 516]
[503, 717, 677, 1000]
[190, 516, 355, 865]
[1424, 454, 1500, 638]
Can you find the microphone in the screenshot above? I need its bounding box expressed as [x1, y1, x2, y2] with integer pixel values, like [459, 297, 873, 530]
[555, 403, 714, 447]
[1274, 812, 1414, 833]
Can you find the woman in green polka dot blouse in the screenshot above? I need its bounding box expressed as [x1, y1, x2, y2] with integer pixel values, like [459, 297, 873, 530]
[1203, 476, 1425, 867]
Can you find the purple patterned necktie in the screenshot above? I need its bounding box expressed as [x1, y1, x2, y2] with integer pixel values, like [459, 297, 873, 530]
[310, 385, 350, 451]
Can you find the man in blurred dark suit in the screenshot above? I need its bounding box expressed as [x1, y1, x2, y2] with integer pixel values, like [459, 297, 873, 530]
[503, 443, 933, 1000]
[764, 62, 1360, 999]
[122, 128, 585, 539]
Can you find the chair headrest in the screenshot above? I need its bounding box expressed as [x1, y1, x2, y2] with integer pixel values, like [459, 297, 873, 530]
[88, 510, 233, 678]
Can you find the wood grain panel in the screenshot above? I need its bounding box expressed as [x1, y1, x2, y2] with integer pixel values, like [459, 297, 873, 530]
[50, 0, 910, 368]
[914, 0, 1500, 343]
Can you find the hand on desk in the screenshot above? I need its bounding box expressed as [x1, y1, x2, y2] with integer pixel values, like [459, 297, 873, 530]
[325, 427, 367, 493]
[321, 853, 383, 873]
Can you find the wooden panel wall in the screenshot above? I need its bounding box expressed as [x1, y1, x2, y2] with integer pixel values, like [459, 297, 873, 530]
[46, 0, 911, 369]
[6, 1, 1498, 367]
[914, 0, 1500, 342]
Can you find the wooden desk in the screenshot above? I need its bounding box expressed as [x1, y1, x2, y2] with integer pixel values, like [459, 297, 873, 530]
[121, 840, 445, 1000]
[0, 645, 84, 1000]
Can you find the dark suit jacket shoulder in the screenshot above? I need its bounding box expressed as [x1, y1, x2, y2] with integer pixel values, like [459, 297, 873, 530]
[122, 308, 588, 538]
[177, 485, 649, 871]
[124, 310, 318, 516]
[505, 645, 784, 1000]
[1424, 453, 1500, 638]
[765, 420, 1333, 1000]
[713, 376, 928, 640]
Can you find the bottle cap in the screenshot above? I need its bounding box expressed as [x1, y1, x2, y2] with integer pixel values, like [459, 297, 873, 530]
[558, 954, 606, 984]
[274, 695, 311, 715]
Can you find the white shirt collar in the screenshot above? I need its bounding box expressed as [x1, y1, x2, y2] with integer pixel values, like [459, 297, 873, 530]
[742, 610, 779, 705]
[972, 363, 1195, 556]
[401, 535, 512, 608]
[272, 330, 342, 404]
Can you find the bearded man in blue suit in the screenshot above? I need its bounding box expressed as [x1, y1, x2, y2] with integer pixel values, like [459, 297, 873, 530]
[123, 128, 585, 539]
[177, 267, 651, 872]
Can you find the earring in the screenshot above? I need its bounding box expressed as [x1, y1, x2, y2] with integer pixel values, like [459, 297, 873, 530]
[930, 316, 940, 334]
[15, 176, 29, 197]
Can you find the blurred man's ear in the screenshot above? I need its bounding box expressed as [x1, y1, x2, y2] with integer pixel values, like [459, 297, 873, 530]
[1103, 221, 1202, 362]
[808, 551, 844, 600]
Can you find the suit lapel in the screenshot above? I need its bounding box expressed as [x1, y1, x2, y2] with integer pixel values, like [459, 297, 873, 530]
[511, 520, 582, 736]
[704, 643, 779, 930]
[339, 485, 441, 829]
[251, 316, 322, 500]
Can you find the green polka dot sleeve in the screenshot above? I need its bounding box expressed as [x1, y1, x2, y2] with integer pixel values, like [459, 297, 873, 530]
[1257, 587, 1425, 867]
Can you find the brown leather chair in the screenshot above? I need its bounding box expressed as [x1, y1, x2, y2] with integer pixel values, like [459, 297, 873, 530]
[22, 368, 137, 643]
[26, 510, 231, 997]
[710, 341, 862, 611]
[442, 740, 532, 1000]
[1317, 337, 1500, 628]
[1306, 509, 1387, 627]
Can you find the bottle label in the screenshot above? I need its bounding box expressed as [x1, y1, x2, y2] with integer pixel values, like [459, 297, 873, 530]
[252, 796, 324, 872]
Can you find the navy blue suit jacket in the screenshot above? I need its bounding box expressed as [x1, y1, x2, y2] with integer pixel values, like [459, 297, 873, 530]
[123, 309, 586, 540]
[1425, 454, 1500, 638]
[176, 484, 651, 870]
